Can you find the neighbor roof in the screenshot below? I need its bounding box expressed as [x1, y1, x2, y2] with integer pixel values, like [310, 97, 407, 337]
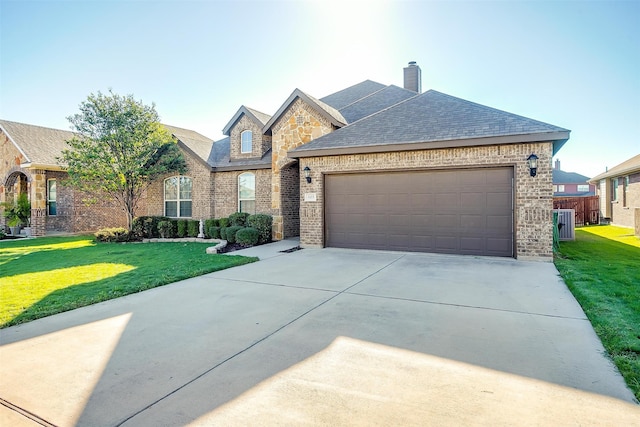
[0, 119, 75, 168]
[320, 80, 387, 110]
[553, 169, 590, 184]
[589, 154, 640, 183]
[291, 90, 570, 158]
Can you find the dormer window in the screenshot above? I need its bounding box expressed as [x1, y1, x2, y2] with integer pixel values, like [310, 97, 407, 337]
[241, 130, 252, 154]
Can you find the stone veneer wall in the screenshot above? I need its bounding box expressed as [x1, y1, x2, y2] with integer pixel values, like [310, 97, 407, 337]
[299, 142, 555, 260]
[270, 98, 334, 239]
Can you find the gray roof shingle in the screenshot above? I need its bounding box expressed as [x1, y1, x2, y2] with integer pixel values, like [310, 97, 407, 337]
[163, 124, 214, 165]
[292, 90, 570, 156]
[320, 80, 387, 109]
[553, 169, 590, 184]
[0, 119, 75, 167]
[339, 85, 417, 123]
[207, 136, 271, 170]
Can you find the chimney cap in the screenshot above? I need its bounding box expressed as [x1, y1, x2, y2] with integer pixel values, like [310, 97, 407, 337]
[408, 61, 417, 66]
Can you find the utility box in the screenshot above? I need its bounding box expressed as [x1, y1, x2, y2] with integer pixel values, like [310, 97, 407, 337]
[555, 209, 575, 241]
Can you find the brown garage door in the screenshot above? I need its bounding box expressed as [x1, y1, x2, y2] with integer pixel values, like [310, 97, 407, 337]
[325, 167, 513, 257]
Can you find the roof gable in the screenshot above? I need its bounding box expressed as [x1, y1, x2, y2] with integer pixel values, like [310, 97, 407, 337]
[320, 80, 387, 109]
[222, 105, 272, 136]
[291, 90, 570, 157]
[0, 119, 75, 167]
[339, 85, 417, 123]
[163, 124, 214, 167]
[262, 89, 347, 134]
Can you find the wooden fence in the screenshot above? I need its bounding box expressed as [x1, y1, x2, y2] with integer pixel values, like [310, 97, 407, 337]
[553, 196, 600, 226]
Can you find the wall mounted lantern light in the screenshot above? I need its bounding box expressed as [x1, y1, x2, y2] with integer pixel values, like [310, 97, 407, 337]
[527, 154, 538, 177]
[303, 166, 312, 183]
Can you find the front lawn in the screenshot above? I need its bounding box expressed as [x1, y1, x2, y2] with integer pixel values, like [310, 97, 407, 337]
[554, 225, 640, 401]
[0, 235, 257, 328]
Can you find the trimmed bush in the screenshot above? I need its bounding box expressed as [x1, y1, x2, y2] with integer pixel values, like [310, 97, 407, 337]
[187, 220, 199, 237]
[236, 227, 259, 246]
[132, 216, 170, 239]
[204, 219, 219, 238]
[219, 227, 227, 240]
[229, 212, 249, 227]
[157, 220, 175, 238]
[225, 226, 243, 244]
[247, 214, 273, 244]
[94, 227, 129, 243]
[219, 217, 230, 228]
[208, 226, 221, 239]
[177, 220, 188, 238]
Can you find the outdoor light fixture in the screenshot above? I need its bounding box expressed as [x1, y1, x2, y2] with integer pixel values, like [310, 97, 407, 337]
[527, 154, 538, 177]
[303, 166, 312, 183]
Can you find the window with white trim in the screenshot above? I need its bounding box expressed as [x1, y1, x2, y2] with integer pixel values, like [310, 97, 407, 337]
[47, 179, 57, 216]
[577, 184, 590, 192]
[241, 130, 252, 154]
[238, 172, 256, 214]
[554, 184, 565, 193]
[164, 176, 192, 217]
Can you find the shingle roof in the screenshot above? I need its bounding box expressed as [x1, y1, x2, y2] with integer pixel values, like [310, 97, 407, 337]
[222, 105, 272, 136]
[291, 90, 570, 157]
[320, 80, 387, 110]
[339, 85, 417, 123]
[0, 119, 75, 167]
[553, 169, 590, 184]
[207, 137, 271, 170]
[163, 124, 213, 165]
[589, 154, 640, 182]
[262, 89, 347, 134]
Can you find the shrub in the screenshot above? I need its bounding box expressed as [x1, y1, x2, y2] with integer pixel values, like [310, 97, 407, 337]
[225, 226, 243, 244]
[157, 220, 175, 238]
[169, 220, 179, 238]
[219, 217, 230, 228]
[219, 227, 227, 240]
[187, 220, 199, 237]
[204, 219, 219, 238]
[94, 227, 129, 243]
[132, 216, 170, 238]
[236, 227, 259, 246]
[208, 226, 221, 239]
[247, 214, 273, 244]
[229, 212, 249, 227]
[177, 220, 188, 238]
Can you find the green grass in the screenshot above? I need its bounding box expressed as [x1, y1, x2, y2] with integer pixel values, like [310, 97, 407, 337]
[0, 235, 257, 328]
[554, 225, 640, 401]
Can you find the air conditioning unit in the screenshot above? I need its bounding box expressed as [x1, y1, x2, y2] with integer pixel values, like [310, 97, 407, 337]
[555, 209, 575, 241]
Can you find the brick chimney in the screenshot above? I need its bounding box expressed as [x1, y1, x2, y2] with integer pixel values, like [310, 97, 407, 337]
[555, 159, 561, 170]
[403, 61, 421, 93]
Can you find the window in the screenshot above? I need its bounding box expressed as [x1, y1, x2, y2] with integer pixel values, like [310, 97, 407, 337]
[554, 184, 565, 193]
[47, 179, 57, 216]
[238, 173, 256, 214]
[612, 178, 619, 201]
[577, 184, 590, 192]
[164, 176, 192, 217]
[241, 130, 252, 154]
[623, 176, 629, 207]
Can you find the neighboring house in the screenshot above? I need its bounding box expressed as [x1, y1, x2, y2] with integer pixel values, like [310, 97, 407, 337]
[1, 62, 571, 260]
[589, 154, 640, 232]
[552, 160, 595, 196]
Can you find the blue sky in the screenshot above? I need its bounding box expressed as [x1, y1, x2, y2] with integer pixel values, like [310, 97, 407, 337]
[1, 0, 638, 177]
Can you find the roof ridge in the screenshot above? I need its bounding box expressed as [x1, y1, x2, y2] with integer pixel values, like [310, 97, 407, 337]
[344, 89, 421, 126]
[338, 86, 389, 111]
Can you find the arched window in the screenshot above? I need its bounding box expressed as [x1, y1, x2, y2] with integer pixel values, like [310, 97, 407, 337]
[164, 176, 192, 217]
[238, 173, 256, 214]
[241, 130, 252, 154]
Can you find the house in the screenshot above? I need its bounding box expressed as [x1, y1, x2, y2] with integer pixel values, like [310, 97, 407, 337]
[589, 154, 640, 233]
[552, 160, 595, 197]
[2, 62, 571, 260]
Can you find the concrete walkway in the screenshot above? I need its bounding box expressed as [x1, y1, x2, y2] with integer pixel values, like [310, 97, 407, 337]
[0, 243, 638, 426]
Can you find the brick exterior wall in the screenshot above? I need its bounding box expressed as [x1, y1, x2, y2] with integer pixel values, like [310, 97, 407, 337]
[299, 142, 555, 260]
[229, 115, 270, 160]
[610, 172, 640, 229]
[213, 169, 274, 219]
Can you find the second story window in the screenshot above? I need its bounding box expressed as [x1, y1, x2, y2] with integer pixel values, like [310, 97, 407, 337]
[577, 184, 590, 192]
[241, 130, 252, 154]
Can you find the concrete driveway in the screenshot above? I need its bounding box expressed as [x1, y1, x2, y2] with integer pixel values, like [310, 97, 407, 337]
[1, 241, 638, 426]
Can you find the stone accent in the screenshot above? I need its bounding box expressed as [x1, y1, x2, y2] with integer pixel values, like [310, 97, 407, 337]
[299, 142, 556, 260]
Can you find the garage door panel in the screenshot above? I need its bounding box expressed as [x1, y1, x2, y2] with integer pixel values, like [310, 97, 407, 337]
[325, 168, 513, 257]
